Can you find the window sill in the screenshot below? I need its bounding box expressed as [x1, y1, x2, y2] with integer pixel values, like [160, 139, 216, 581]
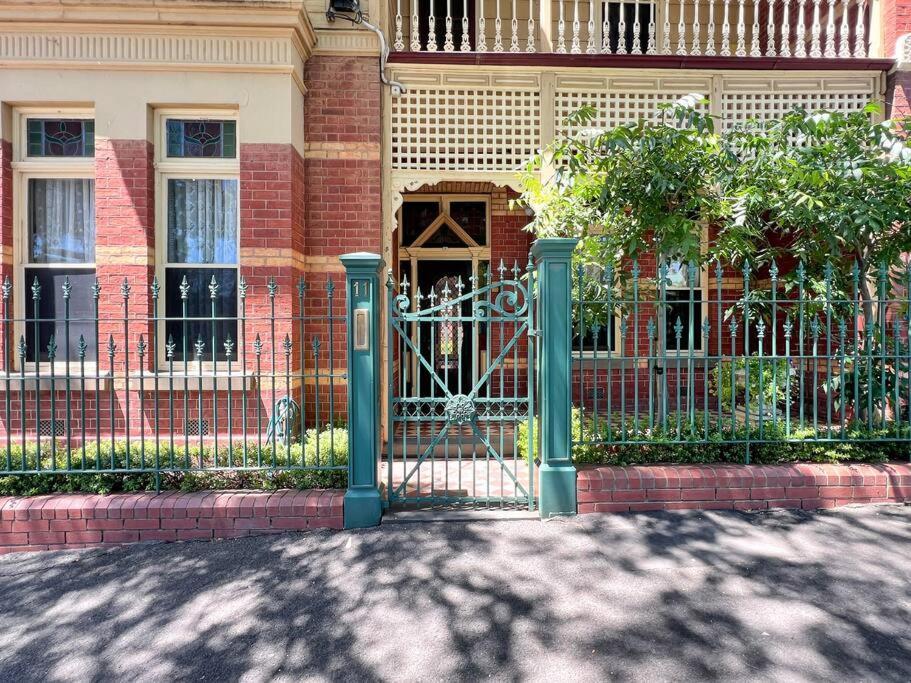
[129, 371, 254, 391]
[0, 371, 112, 391]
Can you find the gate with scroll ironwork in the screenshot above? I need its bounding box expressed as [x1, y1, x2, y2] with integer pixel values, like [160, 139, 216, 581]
[385, 261, 535, 509]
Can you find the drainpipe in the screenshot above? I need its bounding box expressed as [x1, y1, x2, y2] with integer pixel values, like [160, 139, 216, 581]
[325, 9, 406, 95]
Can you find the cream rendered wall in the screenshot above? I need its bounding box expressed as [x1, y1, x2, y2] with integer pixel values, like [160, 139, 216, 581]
[0, 68, 305, 152]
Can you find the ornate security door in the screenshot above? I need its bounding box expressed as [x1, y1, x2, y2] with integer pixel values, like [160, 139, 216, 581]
[385, 261, 535, 509]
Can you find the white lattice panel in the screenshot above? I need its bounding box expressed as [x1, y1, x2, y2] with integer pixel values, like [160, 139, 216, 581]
[554, 89, 707, 136]
[721, 89, 874, 128]
[391, 85, 540, 171]
[390, 70, 880, 172]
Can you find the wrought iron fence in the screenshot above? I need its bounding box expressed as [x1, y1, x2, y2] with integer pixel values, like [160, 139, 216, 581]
[573, 259, 911, 463]
[0, 273, 347, 484]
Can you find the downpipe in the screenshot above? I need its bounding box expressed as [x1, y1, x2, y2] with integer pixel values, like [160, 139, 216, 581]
[325, 10, 406, 95]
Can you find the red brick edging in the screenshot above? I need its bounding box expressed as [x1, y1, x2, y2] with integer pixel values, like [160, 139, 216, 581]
[577, 463, 911, 514]
[0, 490, 344, 555]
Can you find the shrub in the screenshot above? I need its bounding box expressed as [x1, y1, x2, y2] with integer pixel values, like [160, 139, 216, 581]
[516, 410, 908, 467]
[0, 426, 348, 496]
[712, 355, 795, 414]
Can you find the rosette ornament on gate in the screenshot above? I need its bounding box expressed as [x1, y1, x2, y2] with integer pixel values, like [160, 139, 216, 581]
[444, 393, 476, 425]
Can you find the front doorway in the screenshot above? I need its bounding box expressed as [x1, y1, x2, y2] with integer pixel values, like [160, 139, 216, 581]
[385, 192, 533, 510]
[396, 193, 491, 398]
[414, 259, 473, 395]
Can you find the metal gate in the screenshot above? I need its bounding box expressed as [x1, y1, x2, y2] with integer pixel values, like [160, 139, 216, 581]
[385, 262, 535, 509]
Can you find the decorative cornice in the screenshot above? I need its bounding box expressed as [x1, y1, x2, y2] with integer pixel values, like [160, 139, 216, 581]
[0, 1, 317, 73]
[313, 28, 379, 56]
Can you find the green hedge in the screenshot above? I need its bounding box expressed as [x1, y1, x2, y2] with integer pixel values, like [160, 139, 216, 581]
[0, 426, 348, 496]
[517, 410, 910, 466]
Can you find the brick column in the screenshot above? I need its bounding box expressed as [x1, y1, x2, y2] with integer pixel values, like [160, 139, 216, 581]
[304, 56, 382, 423]
[94, 138, 155, 358]
[885, 0, 911, 117]
[93, 138, 155, 436]
[235, 142, 306, 436]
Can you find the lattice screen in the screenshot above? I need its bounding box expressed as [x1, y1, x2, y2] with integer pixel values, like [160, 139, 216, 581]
[390, 71, 879, 173]
[391, 86, 540, 171]
[721, 91, 873, 128]
[554, 90, 706, 136]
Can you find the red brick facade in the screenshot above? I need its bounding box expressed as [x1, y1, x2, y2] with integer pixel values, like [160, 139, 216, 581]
[304, 55, 382, 257]
[0, 136, 321, 441]
[885, 0, 911, 116]
[0, 29, 905, 457]
[94, 138, 155, 373]
[304, 55, 383, 421]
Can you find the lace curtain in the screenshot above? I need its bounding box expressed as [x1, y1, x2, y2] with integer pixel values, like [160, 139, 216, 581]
[167, 179, 238, 264]
[28, 179, 95, 264]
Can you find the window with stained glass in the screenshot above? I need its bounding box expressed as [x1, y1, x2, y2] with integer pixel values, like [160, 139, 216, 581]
[166, 119, 237, 159]
[26, 119, 94, 157]
[19, 113, 97, 362]
[448, 202, 487, 246]
[401, 201, 440, 246]
[399, 196, 488, 248]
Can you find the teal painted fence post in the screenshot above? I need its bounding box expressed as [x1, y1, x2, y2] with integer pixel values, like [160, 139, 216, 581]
[532, 237, 579, 518]
[341, 252, 383, 529]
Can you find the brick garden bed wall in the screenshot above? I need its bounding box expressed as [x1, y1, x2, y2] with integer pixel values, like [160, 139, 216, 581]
[0, 490, 343, 555]
[578, 463, 911, 514]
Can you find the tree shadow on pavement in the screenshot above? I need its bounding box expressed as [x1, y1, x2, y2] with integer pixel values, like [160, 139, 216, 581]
[0, 505, 909, 681]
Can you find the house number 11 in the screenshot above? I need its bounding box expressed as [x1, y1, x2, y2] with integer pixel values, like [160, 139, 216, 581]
[353, 280, 370, 300]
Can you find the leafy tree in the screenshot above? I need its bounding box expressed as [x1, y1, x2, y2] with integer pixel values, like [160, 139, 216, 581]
[518, 95, 742, 290]
[519, 99, 911, 419]
[723, 104, 911, 323]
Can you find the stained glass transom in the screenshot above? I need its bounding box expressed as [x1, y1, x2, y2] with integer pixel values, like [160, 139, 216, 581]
[166, 119, 237, 159]
[27, 119, 94, 157]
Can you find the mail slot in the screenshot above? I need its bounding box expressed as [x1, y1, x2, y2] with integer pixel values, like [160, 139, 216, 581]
[354, 308, 369, 351]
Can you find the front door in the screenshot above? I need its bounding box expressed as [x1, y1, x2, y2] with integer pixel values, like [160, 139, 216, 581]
[415, 259, 473, 395]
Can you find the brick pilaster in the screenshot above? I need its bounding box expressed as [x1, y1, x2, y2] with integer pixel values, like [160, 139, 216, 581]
[303, 55, 382, 422]
[885, 0, 911, 117]
[93, 138, 154, 372]
[239, 142, 304, 378]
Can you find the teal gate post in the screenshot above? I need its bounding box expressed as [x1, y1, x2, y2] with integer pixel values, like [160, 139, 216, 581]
[532, 238, 579, 517]
[341, 252, 383, 528]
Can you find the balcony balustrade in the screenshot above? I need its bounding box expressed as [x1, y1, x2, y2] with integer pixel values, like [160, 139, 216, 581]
[389, 0, 873, 58]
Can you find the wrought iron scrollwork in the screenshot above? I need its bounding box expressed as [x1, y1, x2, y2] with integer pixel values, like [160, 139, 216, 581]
[473, 280, 530, 321]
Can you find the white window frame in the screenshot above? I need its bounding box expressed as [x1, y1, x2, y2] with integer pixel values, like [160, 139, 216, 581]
[11, 107, 96, 372]
[153, 108, 240, 370]
[660, 227, 710, 357]
[573, 262, 622, 358]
